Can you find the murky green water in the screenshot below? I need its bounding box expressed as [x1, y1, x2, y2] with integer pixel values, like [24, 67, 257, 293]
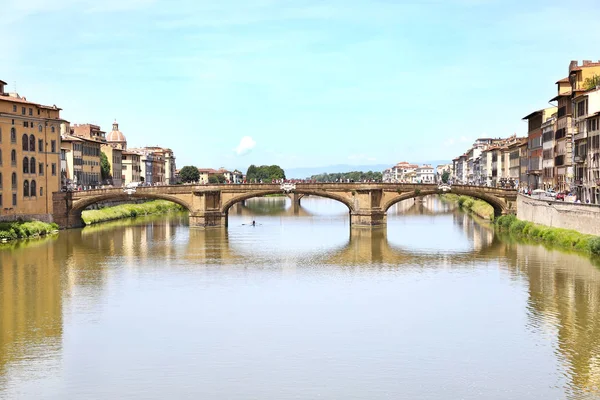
[2, 196, 600, 399]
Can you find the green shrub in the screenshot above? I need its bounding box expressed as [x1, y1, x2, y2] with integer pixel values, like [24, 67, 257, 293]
[509, 220, 527, 235]
[589, 237, 600, 255]
[82, 200, 184, 225]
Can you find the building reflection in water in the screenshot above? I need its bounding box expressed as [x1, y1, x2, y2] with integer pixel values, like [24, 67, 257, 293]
[0, 237, 64, 387]
[1, 198, 600, 396]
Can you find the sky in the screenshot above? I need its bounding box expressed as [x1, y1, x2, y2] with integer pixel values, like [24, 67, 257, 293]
[3, 0, 600, 171]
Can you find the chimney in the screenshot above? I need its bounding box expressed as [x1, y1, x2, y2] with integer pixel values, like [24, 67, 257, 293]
[569, 60, 578, 72]
[0, 80, 5, 95]
[583, 60, 593, 66]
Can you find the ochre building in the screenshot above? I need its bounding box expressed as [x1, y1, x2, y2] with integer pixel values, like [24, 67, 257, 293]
[0, 79, 66, 221]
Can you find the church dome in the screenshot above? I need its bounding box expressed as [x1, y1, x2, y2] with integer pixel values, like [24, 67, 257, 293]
[107, 120, 127, 143]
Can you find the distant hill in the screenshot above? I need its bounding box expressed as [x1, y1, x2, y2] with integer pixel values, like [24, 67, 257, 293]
[285, 161, 450, 179]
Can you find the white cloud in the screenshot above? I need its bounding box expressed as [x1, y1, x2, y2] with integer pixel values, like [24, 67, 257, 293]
[234, 136, 256, 156]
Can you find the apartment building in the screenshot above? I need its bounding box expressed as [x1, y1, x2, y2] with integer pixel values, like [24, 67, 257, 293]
[541, 114, 557, 189]
[0, 79, 65, 221]
[522, 107, 557, 190]
[121, 151, 141, 185]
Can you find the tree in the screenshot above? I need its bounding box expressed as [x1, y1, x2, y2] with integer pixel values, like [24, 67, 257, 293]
[179, 165, 200, 183]
[441, 170, 450, 183]
[246, 164, 286, 182]
[208, 174, 226, 184]
[100, 152, 111, 181]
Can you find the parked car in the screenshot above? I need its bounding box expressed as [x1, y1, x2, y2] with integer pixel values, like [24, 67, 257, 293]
[556, 192, 566, 201]
[545, 189, 557, 198]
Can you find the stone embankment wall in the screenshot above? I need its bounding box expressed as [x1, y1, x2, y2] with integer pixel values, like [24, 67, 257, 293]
[517, 194, 600, 235]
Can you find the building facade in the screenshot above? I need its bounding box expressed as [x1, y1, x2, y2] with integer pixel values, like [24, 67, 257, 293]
[0, 80, 65, 221]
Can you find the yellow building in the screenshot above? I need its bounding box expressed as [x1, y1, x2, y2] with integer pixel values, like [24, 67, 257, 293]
[121, 150, 141, 185]
[0, 79, 65, 221]
[60, 133, 101, 189]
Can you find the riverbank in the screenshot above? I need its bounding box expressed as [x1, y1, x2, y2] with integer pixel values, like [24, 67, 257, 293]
[82, 200, 185, 225]
[0, 220, 59, 242]
[496, 214, 600, 257]
[440, 194, 494, 220]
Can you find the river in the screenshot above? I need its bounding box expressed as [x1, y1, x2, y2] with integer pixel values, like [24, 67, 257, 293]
[1, 196, 600, 399]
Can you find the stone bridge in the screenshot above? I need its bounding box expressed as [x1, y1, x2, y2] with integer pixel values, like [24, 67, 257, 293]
[52, 183, 517, 229]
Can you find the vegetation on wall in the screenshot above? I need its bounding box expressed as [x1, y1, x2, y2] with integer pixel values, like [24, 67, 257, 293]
[495, 214, 600, 256]
[0, 221, 59, 241]
[82, 200, 185, 225]
[441, 194, 494, 220]
[583, 74, 600, 90]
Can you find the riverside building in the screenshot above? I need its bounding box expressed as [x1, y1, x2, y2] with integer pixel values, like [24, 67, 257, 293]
[0, 79, 66, 222]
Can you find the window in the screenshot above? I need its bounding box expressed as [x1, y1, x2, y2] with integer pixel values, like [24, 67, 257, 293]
[11, 172, 17, 189]
[0, 149, 2, 165]
[21, 107, 25, 115]
[22, 134, 28, 151]
[30, 157, 36, 174]
[51, 140, 56, 153]
[0, 172, 2, 188]
[39, 163, 43, 176]
[10, 128, 16, 143]
[23, 180, 29, 197]
[28, 108, 32, 116]
[29, 134, 35, 152]
[12, 193, 16, 206]
[30, 180, 36, 197]
[40, 187, 43, 196]
[38, 124, 42, 132]
[38, 139, 43, 152]
[51, 126, 55, 133]
[23, 121, 28, 127]
[0, 127, 2, 143]
[12, 105, 17, 112]
[23, 157, 29, 174]
[51, 163, 56, 176]
[0, 194, 2, 207]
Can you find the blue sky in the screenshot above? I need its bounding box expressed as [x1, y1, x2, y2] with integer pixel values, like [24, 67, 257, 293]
[3, 0, 600, 171]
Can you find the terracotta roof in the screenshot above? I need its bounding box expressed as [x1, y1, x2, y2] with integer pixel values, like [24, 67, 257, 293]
[0, 80, 7, 85]
[522, 109, 545, 120]
[555, 77, 569, 84]
[550, 91, 572, 101]
[0, 93, 62, 110]
[60, 134, 83, 142]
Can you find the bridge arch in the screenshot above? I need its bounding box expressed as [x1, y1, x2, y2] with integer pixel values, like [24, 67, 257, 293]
[221, 189, 355, 215]
[70, 192, 193, 215]
[382, 188, 509, 218]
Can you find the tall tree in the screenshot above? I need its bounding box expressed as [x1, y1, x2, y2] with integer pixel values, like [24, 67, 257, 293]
[100, 152, 111, 181]
[179, 166, 200, 183]
[246, 165, 285, 182]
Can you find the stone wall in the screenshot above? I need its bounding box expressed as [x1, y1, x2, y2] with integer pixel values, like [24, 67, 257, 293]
[517, 194, 600, 235]
[0, 214, 54, 223]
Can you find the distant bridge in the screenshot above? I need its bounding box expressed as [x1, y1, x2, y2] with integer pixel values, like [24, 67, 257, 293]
[52, 183, 517, 229]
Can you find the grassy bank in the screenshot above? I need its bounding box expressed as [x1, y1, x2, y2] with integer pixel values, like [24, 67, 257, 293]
[495, 214, 600, 256]
[82, 200, 185, 225]
[0, 220, 59, 241]
[440, 194, 494, 220]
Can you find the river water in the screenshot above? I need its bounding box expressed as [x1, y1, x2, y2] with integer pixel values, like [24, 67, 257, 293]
[1, 196, 600, 400]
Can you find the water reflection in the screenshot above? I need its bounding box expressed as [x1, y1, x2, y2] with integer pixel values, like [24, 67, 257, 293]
[2, 197, 600, 398]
